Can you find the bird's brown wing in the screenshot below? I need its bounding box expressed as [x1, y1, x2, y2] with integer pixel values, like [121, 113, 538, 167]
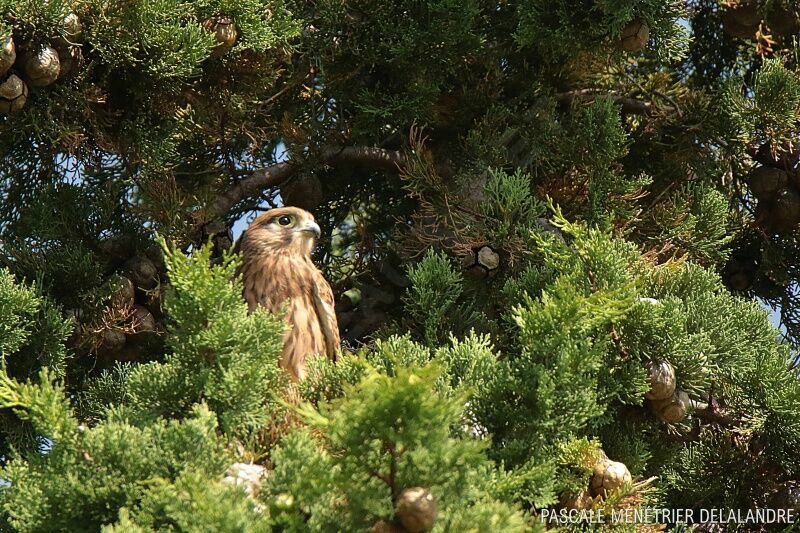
[311, 268, 340, 360]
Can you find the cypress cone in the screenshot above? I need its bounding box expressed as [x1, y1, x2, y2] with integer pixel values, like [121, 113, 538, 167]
[618, 19, 649, 52]
[650, 390, 691, 423]
[395, 487, 437, 533]
[590, 457, 632, 497]
[23, 46, 61, 87]
[204, 17, 238, 58]
[0, 36, 15, 77]
[748, 166, 788, 199]
[124, 255, 158, 289]
[0, 74, 27, 114]
[644, 359, 676, 401]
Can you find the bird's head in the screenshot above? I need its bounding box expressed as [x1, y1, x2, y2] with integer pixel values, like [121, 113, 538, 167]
[240, 207, 322, 258]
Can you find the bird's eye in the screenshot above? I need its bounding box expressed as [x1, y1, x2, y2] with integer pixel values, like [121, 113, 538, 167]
[277, 215, 293, 226]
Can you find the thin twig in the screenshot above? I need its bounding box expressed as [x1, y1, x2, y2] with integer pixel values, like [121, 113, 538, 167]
[255, 66, 316, 108]
[623, 72, 683, 118]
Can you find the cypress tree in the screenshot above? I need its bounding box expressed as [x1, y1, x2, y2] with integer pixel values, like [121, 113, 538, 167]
[0, 0, 799, 530]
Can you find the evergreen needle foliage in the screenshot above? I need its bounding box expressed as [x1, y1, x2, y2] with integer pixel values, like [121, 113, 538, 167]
[0, 0, 800, 531]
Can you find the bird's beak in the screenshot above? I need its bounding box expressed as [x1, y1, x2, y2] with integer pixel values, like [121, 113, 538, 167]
[300, 220, 321, 239]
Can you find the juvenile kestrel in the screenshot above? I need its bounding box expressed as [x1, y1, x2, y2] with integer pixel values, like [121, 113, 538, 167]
[237, 207, 339, 381]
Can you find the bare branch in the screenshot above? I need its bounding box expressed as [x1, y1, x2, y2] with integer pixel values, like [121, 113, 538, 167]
[556, 90, 673, 117]
[692, 400, 740, 427]
[319, 146, 405, 171]
[208, 161, 295, 219]
[206, 146, 405, 219]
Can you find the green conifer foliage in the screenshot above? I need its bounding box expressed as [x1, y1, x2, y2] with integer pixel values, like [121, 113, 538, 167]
[0, 246, 278, 530]
[1, 0, 800, 530]
[269, 365, 530, 532]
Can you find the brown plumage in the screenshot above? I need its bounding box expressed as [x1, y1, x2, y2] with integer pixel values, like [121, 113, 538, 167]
[238, 207, 339, 381]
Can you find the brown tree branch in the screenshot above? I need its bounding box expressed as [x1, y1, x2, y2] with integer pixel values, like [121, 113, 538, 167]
[206, 146, 405, 219]
[692, 400, 740, 427]
[556, 90, 673, 117]
[208, 160, 295, 219]
[319, 145, 405, 172]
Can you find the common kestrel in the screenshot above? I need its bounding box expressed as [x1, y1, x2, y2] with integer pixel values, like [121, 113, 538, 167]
[237, 207, 339, 381]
